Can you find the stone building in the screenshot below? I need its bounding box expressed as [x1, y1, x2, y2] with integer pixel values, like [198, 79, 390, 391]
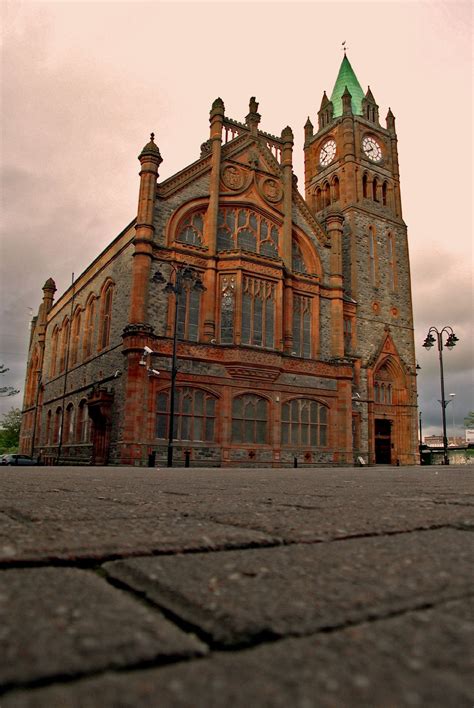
[20, 55, 419, 467]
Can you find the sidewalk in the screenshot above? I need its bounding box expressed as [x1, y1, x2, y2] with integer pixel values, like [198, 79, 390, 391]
[1, 466, 473, 707]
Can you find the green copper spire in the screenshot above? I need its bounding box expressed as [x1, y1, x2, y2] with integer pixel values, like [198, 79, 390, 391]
[330, 55, 365, 117]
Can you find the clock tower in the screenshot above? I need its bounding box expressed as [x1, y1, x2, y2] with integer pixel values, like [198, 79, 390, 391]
[304, 54, 418, 465]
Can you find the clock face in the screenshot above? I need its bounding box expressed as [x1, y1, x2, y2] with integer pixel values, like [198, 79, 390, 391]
[362, 136, 382, 162]
[319, 139, 336, 167]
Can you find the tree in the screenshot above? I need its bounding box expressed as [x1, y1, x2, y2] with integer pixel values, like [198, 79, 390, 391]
[0, 364, 20, 398]
[464, 411, 474, 428]
[0, 407, 22, 453]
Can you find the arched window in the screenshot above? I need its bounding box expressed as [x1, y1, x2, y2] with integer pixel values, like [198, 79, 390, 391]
[368, 226, 377, 286]
[50, 326, 59, 378]
[241, 277, 275, 348]
[281, 399, 328, 447]
[293, 295, 311, 358]
[323, 182, 330, 208]
[156, 387, 217, 442]
[382, 181, 388, 206]
[315, 187, 322, 212]
[332, 176, 340, 202]
[217, 207, 279, 258]
[374, 363, 394, 405]
[362, 173, 368, 199]
[372, 176, 378, 202]
[83, 296, 96, 359]
[70, 307, 82, 366]
[77, 399, 90, 443]
[232, 394, 268, 444]
[220, 275, 236, 344]
[387, 233, 397, 291]
[99, 282, 114, 350]
[177, 211, 204, 246]
[59, 318, 70, 373]
[45, 409, 52, 445]
[53, 407, 62, 444]
[64, 403, 74, 444]
[292, 240, 306, 274]
[26, 348, 39, 406]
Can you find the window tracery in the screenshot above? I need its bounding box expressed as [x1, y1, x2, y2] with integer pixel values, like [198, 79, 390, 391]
[293, 295, 311, 358]
[217, 207, 279, 258]
[177, 211, 204, 246]
[281, 399, 328, 447]
[220, 276, 236, 344]
[292, 240, 306, 274]
[232, 394, 268, 444]
[156, 387, 216, 442]
[241, 277, 275, 348]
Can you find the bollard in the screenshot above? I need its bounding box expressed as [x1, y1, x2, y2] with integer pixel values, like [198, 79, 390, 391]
[185, 450, 190, 468]
[293, 456, 298, 468]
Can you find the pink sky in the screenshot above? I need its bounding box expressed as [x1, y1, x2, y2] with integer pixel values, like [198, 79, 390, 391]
[1, 0, 472, 437]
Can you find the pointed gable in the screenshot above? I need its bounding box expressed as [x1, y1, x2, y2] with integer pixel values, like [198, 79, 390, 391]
[330, 55, 365, 117]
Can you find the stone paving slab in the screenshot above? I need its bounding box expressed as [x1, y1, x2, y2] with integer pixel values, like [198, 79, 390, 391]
[4, 598, 473, 708]
[0, 517, 274, 563]
[0, 567, 207, 689]
[104, 528, 473, 646]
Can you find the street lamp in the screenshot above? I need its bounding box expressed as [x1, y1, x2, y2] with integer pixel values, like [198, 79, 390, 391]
[151, 264, 205, 467]
[422, 326, 459, 465]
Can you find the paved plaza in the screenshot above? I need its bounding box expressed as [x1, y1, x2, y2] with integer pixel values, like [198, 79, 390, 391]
[0, 465, 473, 707]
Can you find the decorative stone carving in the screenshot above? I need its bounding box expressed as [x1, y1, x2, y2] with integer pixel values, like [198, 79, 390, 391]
[261, 177, 283, 204]
[221, 164, 245, 191]
[226, 366, 280, 381]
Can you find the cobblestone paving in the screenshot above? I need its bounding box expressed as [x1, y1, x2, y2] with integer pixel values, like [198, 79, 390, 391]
[1, 466, 473, 707]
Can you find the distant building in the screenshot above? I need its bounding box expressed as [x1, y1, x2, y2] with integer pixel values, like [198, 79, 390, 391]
[424, 435, 466, 448]
[20, 55, 418, 467]
[466, 429, 474, 444]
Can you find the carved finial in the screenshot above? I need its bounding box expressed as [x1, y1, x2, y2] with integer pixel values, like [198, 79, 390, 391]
[138, 133, 163, 163]
[281, 125, 294, 143]
[43, 278, 56, 292]
[342, 40, 347, 55]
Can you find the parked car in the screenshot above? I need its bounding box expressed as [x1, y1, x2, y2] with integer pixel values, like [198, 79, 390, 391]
[1, 454, 38, 466]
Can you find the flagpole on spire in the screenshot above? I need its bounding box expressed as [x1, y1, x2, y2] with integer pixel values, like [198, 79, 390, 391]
[342, 41, 347, 55]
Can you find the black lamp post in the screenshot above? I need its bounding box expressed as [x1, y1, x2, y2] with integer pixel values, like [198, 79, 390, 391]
[151, 264, 205, 467]
[422, 326, 459, 465]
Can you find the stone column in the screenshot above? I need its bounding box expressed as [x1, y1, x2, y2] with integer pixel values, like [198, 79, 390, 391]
[203, 98, 224, 341]
[128, 134, 162, 326]
[326, 208, 345, 358]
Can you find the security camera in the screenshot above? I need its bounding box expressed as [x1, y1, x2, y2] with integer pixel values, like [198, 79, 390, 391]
[144, 346, 153, 354]
[210, 339, 217, 344]
[148, 369, 160, 377]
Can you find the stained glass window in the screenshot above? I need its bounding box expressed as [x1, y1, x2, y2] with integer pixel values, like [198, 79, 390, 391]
[232, 394, 268, 444]
[281, 399, 328, 447]
[220, 276, 235, 344]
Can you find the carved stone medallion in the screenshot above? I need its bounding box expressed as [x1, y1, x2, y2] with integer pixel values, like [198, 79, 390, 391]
[261, 177, 283, 204]
[222, 164, 245, 191]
